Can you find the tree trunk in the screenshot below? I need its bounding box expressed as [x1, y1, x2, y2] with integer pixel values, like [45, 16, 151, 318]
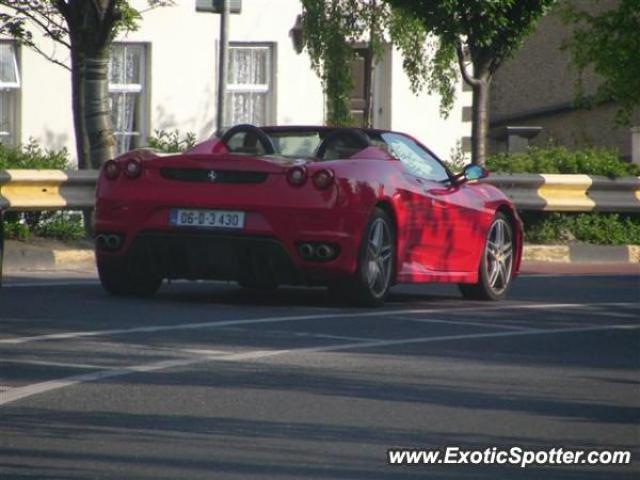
[70, 44, 95, 236]
[70, 43, 90, 170]
[471, 80, 490, 166]
[83, 50, 114, 168]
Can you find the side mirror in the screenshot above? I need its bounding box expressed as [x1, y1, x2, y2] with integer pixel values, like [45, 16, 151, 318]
[461, 164, 489, 183]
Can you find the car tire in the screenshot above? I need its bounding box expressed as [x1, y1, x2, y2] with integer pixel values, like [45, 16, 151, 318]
[459, 212, 515, 301]
[340, 207, 395, 307]
[97, 257, 162, 297]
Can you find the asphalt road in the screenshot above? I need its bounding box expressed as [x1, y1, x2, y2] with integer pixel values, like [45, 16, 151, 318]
[0, 271, 638, 479]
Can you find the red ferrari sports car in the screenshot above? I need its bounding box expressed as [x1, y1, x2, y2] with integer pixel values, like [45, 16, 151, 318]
[95, 124, 522, 306]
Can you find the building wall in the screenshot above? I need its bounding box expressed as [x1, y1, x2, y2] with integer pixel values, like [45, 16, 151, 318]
[2, 0, 470, 164]
[490, 0, 638, 159]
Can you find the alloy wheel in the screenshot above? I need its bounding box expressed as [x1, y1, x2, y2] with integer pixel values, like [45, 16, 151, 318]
[484, 218, 513, 295]
[366, 218, 393, 298]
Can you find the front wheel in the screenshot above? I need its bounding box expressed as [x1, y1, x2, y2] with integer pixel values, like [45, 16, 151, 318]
[338, 208, 395, 307]
[459, 213, 515, 301]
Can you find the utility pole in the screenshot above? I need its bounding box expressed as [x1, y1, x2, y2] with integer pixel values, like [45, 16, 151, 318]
[216, 0, 230, 135]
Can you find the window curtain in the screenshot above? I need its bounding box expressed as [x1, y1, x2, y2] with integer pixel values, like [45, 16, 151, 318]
[225, 47, 270, 126]
[109, 45, 142, 154]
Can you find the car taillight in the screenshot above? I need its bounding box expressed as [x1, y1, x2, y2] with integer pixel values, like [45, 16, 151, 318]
[104, 160, 120, 180]
[312, 169, 334, 189]
[287, 166, 307, 186]
[124, 158, 142, 178]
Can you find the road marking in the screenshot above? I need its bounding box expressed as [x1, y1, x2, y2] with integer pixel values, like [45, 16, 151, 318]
[1, 322, 638, 407]
[0, 358, 200, 406]
[2, 359, 114, 370]
[391, 316, 535, 331]
[298, 333, 383, 342]
[1, 302, 637, 345]
[179, 348, 230, 356]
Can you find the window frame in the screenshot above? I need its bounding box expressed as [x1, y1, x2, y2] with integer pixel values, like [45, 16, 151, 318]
[108, 42, 149, 154]
[224, 42, 276, 127]
[0, 41, 21, 146]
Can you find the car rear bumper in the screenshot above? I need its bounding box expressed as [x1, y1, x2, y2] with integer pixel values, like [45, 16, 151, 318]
[111, 231, 303, 284]
[95, 229, 361, 285]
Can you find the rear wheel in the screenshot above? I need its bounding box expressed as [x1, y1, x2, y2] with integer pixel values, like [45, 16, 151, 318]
[97, 257, 162, 297]
[459, 213, 514, 301]
[338, 208, 395, 307]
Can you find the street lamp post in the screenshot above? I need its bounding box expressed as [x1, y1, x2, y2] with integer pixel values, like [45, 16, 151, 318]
[195, 0, 242, 135]
[216, 0, 230, 135]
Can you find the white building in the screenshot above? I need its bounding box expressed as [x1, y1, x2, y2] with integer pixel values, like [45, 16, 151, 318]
[0, 0, 471, 164]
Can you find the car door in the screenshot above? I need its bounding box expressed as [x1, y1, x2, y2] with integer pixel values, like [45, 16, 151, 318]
[382, 133, 484, 273]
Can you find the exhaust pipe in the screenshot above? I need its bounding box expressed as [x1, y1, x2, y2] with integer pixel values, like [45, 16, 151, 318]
[299, 243, 315, 260]
[316, 244, 335, 261]
[96, 234, 108, 250]
[106, 234, 121, 250]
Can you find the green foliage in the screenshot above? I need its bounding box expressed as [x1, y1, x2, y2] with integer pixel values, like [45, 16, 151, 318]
[385, 0, 556, 110]
[563, 0, 640, 125]
[0, 140, 70, 170]
[147, 129, 197, 154]
[523, 212, 640, 245]
[301, 0, 432, 125]
[3, 211, 85, 241]
[34, 211, 85, 241]
[301, 0, 373, 126]
[486, 146, 640, 177]
[2, 217, 30, 241]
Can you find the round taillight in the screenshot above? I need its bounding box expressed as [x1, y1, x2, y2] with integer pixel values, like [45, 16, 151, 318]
[287, 166, 307, 186]
[312, 169, 334, 189]
[104, 160, 120, 180]
[124, 158, 142, 178]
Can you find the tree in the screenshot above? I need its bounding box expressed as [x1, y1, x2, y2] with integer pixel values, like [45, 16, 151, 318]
[563, 0, 640, 125]
[300, 0, 436, 127]
[0, 1, 170, 169]
[385, 0, 555, 165]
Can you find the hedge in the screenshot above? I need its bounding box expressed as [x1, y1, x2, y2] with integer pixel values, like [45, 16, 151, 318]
[0, 140, 70, 170]
[485, 146, 639, 178]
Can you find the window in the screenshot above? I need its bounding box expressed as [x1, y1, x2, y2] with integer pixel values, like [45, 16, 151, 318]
[0, 42, 20, 146]
[382, 133, 450, 182]
[108, 43, 148, 155]
[225, 44, 274, 127]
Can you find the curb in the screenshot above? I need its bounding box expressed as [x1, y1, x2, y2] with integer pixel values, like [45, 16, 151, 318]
[4, 240, 95, 272]
[522, 245, 639, 263]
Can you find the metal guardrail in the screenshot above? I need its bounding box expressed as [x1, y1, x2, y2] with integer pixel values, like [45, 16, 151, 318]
[0, 170, 97, 211]
[1, 170, 639, 212]
[484, 174, 640, 212]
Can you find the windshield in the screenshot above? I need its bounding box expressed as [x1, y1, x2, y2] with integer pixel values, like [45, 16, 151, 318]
[268, 131, 322, 157]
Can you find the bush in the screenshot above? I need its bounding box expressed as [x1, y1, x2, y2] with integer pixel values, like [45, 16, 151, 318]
[1, 140, 81, 241]
[522, 212, 640, 245]
[486, 146, 639, 178]
[3, 211, 85, 241]
[0, 139, 70, 170]
[147, 129, 197, 153]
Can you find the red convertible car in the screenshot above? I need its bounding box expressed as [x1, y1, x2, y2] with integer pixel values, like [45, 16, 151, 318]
[95, 124, 522, 306]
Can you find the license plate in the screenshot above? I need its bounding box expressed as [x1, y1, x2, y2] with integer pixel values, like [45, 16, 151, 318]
[169, 209, 245, 229]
